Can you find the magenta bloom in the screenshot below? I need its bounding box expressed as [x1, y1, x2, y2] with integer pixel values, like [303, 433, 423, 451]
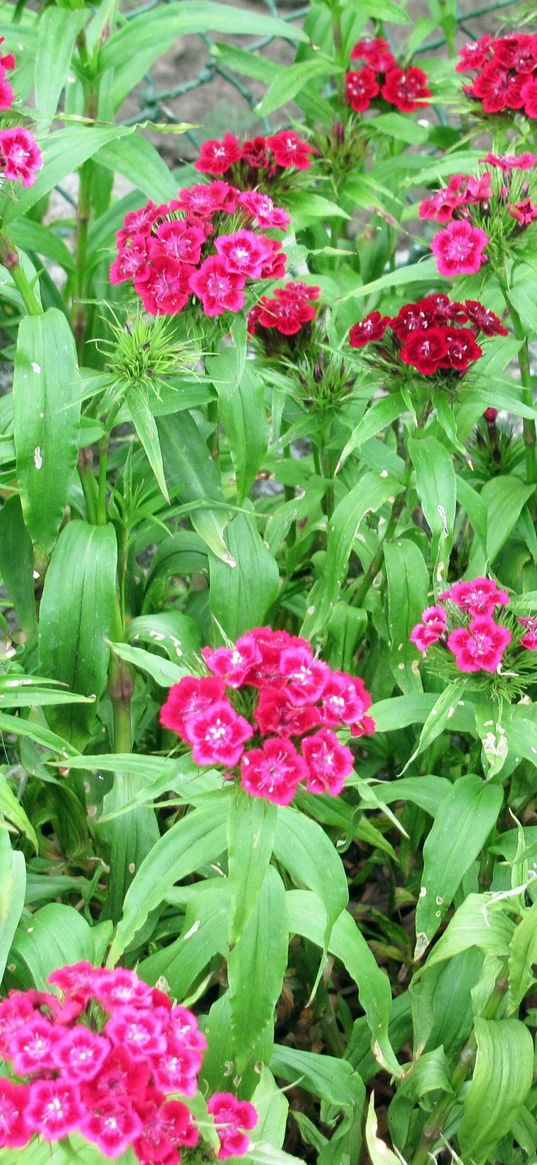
[92, 967, 153, 1010]
[254, 686, 321, 738]
[189, 255, 246, 316]
[152, 1036, 203, 1095]
[80, 1099, 142, 1158]
[188, 699, 254, 766]
[321, 672, 372, 727]
[410, 606, 447, 652]
[279, 645, 330, 706]
[0, 127, 43, 187]
[160, 676, 226, 740]
[105, 1006, 168, 1057]
[52, 1027, 110, 1082]
[208, 1093, 258, 1160]
[240, 738, 307, 805]
[0, 1081, 30, 1149]
[301, 728, 354, 796]
[518, 616, 537, 650]
[447, 617, 512, 672]
[10, 1015, 59, 1076]
[214, 229, 272, 278]
[26, 1080, 84, 1141]
[238, 189, 291, 230]
[441, 577, 509, 616]
[155, 219, 205, 265]
[431, 221, 489, 277]
[202, 635, 261, 688]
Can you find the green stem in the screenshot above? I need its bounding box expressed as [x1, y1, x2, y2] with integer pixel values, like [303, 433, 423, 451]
[108, 599, 133, 753]
[497, 272, 536, 490]
[411, 970, 509, 1165]
[71, 159, 92, 357]
[77, 447, 99, 524]
[8, 252, 43, 315]
[351, 480, 409, 608]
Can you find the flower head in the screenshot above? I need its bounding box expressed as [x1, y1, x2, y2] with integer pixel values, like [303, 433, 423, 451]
[447, 616, 512, 672]
[208, 1093, 258, 1160]
[431, 221, 489, 277]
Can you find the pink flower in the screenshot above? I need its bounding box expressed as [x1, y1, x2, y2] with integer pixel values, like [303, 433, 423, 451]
[202, 635, 261, 688]
[138, 255, 194, 316]
[0, 992, 37, 1056]
[188, 699, 254, 766]
[0, 128, 43, 187]
[508, 199, 537, 225]
[189, 255, 246, 316]
[240, 738, 307, 805]
[267, 130, 313, 170]
[254, 687, 322, 737]
[431, 221, 489, 277]
[52, 1027, 110, 1082]
[178, 180, 238, 217]
[521, 77, 537, 117]
[441, 577, 509, 615]
[447, 616, 512, 672]
[152, 1037, 203, 1095]
[195, 132, 243, 174]
[518, 616, 537, 650]
[26, 1080, 84, 1140]
[279, 645, 330, 705]
[80, 1099, 142, 1158]
[410, 605, 447, 652]
[301, 728, 354, 796]
[135, 1095, 199, 1163]
[238, 190, 290, 230]
[160, 676, 226, 740]
[0, 78, 14, 110]
[214, 229, 272, 278]
[10, 1015, 59, 1075]
[0, 1081, 30, 1149]
[482, 152, 537, 171]
[155, 220, 205, 265]
[93, 967, 154, 1010]
[320, 672, 372, 727]
[208, 1093, 258, 1160]
[105, 1007, 168, 1057]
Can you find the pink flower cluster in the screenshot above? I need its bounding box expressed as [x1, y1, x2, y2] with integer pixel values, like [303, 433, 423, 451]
[348, 295, 505, 378]
[248, 280, 321, 337]
[419, 155, 537, 277]
[195, 130, 314, 187]
[345, 37, 431, 114]
[457, 33, 537, 118]
[0, 963, 257, 1162]
[0, 38, 42, 188]
[410, 577, 537, 673]
[110, 181, 291, 317]
[160, 627, 375, 806]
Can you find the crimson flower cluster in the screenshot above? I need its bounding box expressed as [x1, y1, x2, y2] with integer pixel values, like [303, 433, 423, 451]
[348, 295, 506, 378]
[410, 577, 537, 674]
[160, 627, 375, 806]
[0, 38, 42, 188]
[457, 32, 537, 118]
[110, 181, 290, 317]
[419, 155, 537, 277]
[194, 129, 314, 189]
[0, 962, 257, 1162]
[345, 37, 431, 115]
[248, 280, 321, 337]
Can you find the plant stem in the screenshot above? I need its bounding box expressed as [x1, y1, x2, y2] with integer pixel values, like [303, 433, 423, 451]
[108, 600, 133, 753]
[5, 247, 43, 315]
[71, 159, 92, 357]
[351, 481, 408, 608]
[497, 272, 536, 491]
[77, 447, 99, 524]
[411, 970, 509, 1165]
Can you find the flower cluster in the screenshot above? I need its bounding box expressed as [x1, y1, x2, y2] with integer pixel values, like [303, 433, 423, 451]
[248, 280, 321, 337]
[419, 155, 537, 277]
[194, 130, 314, 190]
[110, 181, 291, 317]
[456, 33, 537, 118]
[0, 38, 42, 188]
[348, 295, 505, 378]
[160, 627, 375, 806]
[0, 962, 257, 1162]
[410, 576, 537, 675]
[345, 37, 431, 115]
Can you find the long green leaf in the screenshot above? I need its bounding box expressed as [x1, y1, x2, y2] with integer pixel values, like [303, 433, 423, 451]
[384, 539, 429, 694]
[127, 385, 169, 501]
[0, 496, 37, 634]
[228, 791, 277, 944]
[207, 331, 268, 502]
[229, 867, 287, 1072]
[157, 411, 233, 564]
[459, 1019, 534, 1163]
[209, 511, 280, 639]
[273, 808, 348, 945]
[34, 8, 87, 120]
[0, 834, 26, 984]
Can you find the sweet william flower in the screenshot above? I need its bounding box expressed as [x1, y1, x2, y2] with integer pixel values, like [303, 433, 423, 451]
[519, 617, 537, 650]
[431, 220, 489, 277]
[440, 577, 509, 615]
[25, 1080, 84, 1141]
[160, 676, 226, 740]
[214, 229, 272, 278]
[399, 328, 448, 376]
[381, 66, 431, 111]
[302, 728, 354, 796]
[80, 1099, 143, 1159]
[0, 127, 43, 187]
[240, 737, 308, 805]
[349, 311, 390, 347]
[188, 699, 254, 766]
[51, 1027, 110, 1082]
[195, 132, 243, 174]
[345, 66, 380, 112]
[267, 130, 314, 170]
[189, 255, 246, 316]
[0, 1080, 31, 1149]
[208, 1093, 258, 1160]
[447, 616, 512, 672]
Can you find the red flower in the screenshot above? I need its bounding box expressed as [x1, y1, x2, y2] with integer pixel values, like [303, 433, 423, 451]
[188, 700, 254, 767]
[189, 255, 247, 316]
[456, 35, 493, 73]
[0, 1081, 30, 1150]
[381, 66, 431, 112]
[447, 617, 512, 672]
[349, 311, 390, 347]
[493, 34, 537, 72]
[463, 300, 508, 336]
[0, 128, 42, 187]
[301, 728, 354, 796]
[267, 130, 313, 170]
[178, 180, 238, 217]
[438, 326, 483, 372]
[399, 327, 448, 376]
[138, 256, 194, 316]
[345, 67, 380, 112]
[154, 220, 205, 265]
[350, 37, 397, 73]
[242, 136, 271, 169]
[279, 645, 330, 705]
[240, 738, 307, 805]
[418, 294, 468, 324]
[238, 190, 290, 230]
[253, 687, 321, 737]
[208, 1093, 257, 1160]
[160, 676, 226, 740]
[391, 303, 434, 339]
[519, 616, 537, 650]
[508, 198, 537, 225]
[431, 221, 489, 277]
[254, 283, 319, 335]
[0, 78, 14, 110]
[472, 63, 525, 112]
[195, 132, 243, 174]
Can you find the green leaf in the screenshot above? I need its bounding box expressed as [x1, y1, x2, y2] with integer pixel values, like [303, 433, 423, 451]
[415, 774, 503, 958]
[96, 772, 161, 924]
[13, 309, 81, 555]
[109, 641, 186, 687]
[228, 790, 277, 945]
[97, 134, 180, 203]
[10, 219, 75, 272]
[126, 385, 169, 501]
[283, 190, 349, 222]
[108, 803, 228, 963]
[34, 8, 87, 120]
[128, 611, 202, 661]
[139, 881, 229, 998]
[38, 521, 118, 748]
[273, 809, 348, 946]
[384, 539, 429, 694]
[229, 866, 287, 1072]
[270, 1044, 363, 1110]
[207, 329, 268, 502]
[342, 257, 439, 302]
[7, 903, 96, 990]
[365, 1094, 402, 1165]
[508, 898, 537, 1011]
[336, 393, 404, 473]
[368, 775, 451, 818]
[0, 496, 37, 635]
[401, 679, 468, 774]
[157, 412, 233, 564]
[372, 112, 428, 144]
[409, 433, 456, 562]
[459, 1019, 534, 1163]
[416, 893, 515, 978]
[481, 476, 535, 564]
[256, 57, 336, 117]
[0, 833, 26, 984]
[0, 773, 37, 850]
[208, 511, 280, 639]
[301, 473, 403, 640]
